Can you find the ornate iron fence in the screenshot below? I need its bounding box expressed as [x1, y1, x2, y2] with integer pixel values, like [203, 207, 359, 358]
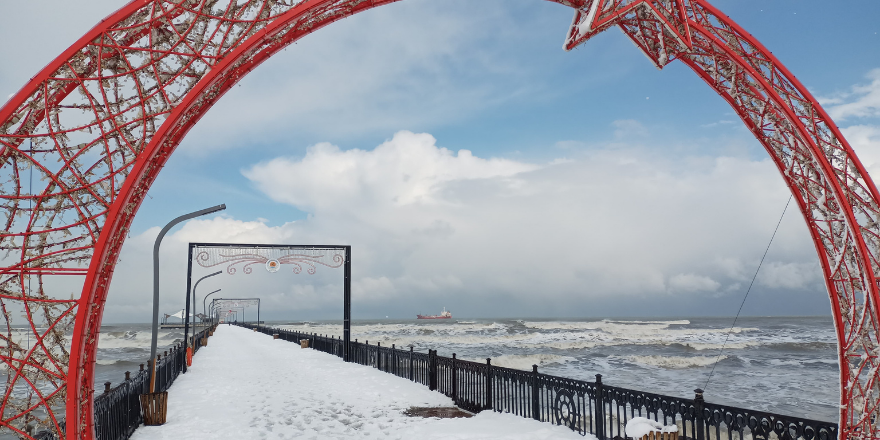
[241, 323, 838, 440]
[32, 326, 215, 440]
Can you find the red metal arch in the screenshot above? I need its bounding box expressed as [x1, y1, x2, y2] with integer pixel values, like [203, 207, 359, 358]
[0, 0, 878, 439]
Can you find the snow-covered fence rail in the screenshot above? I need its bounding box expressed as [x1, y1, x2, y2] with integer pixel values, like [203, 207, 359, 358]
[239, 323, 837, 440]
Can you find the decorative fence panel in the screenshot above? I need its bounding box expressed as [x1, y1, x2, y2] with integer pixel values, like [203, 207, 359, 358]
[83, 326, 214, 440]
[240, 323, 838, 440]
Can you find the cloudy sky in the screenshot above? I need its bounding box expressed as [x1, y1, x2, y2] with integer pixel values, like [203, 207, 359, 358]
[2, 0, 880, 323]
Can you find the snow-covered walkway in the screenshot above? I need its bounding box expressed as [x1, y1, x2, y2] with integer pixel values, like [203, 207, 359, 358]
[131, 325, 588, 440]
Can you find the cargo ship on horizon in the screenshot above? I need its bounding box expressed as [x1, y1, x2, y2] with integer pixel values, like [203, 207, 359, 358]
[416, 307, 452, 319]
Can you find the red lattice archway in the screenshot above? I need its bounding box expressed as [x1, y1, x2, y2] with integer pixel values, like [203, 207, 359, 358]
[0, 1, 878, 439]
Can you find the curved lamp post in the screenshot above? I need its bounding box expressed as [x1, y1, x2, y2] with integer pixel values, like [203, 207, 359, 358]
[202, 288, 221, 326]
[150, 204, 225, 393]
[210, 303, 227, 322]
[210, 300, 222, 324]
[184, 270, 221, 361]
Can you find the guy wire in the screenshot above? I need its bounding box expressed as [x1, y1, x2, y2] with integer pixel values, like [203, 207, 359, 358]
[703, 194, 792, 391]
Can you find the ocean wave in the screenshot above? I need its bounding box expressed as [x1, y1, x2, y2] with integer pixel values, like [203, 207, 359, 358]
[520, 320, 758, 339]
[766, 359, 838, 367]
[469, 354, 576, 371]
[766, 341, 837, 352]
[616, 355, 728, 369]
[96, 359, 118, 365]
[521, 320, 691, 331]
[273, 322, 780, 352]
[673, 342, 762, 351]
[97, 330, 182, 349]
[606, 320, 691, 325]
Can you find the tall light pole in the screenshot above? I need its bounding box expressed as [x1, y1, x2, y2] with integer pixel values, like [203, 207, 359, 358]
[202, 288, 221, 325]
[150, 204, 225, 393]
[184, 271, 221, 368]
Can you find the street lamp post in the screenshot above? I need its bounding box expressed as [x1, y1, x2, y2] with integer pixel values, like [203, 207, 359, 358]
[202, 288, 221, 327]
[183, 270, 221, 371]
[149, 204, 225, 393]
[210, 300, 225, 324]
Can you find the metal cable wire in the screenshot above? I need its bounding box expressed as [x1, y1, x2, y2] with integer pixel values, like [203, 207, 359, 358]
[703, 194, 793, 391]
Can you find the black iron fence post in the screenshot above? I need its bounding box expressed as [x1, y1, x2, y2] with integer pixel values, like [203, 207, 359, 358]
[429, 349, 437, 391]
[694, 389, 706, 440]
[531, 365, 540, 421]
[485, 358, 493, 411]
[452, 353, 458, 405]
[377, 342, 382, 370]
[595, 374, 605, 440]
[409, 346, 414, 381]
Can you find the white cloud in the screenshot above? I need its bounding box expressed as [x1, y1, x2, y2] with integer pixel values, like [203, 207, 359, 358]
[613, 119, 647, 138]
[841, 124, 880, 182]
[177, 1, 565, 154]
[668, 274, 720, 293]
[233, 131, 819, 310]
[243, 131, 538, 210]
[757, 262, 819, 289]
[822, 69, 880, 120]
[102, 126, 831, 321]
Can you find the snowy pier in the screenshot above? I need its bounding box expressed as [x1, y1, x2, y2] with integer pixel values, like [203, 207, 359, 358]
[130, 325, 587, 440]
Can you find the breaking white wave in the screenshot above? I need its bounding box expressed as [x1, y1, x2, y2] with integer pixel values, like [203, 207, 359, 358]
[275, 320, 784, 354]
[474, 354, 576, 371]
[521, 320, 691, 331]
[96, 359, 118, 365]
[767, 359, 839, 367]
[616, 355, 728, 369]
[97, 330, 181, 349]
[665, 341, 762, 351]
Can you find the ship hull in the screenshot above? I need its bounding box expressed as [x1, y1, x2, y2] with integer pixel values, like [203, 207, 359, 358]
[416, 315, 452, 319]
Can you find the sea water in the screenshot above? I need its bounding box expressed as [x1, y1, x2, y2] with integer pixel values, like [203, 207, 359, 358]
[89, 317, 837, 422]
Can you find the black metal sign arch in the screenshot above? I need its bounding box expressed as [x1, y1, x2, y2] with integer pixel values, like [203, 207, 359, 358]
[184, 242, 352, 361]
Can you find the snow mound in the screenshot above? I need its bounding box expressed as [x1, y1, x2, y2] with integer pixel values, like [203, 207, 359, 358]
[625, 417, 678, 439]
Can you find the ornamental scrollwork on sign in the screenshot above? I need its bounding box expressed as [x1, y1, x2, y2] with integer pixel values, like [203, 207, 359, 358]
[196, 250, 344, 275]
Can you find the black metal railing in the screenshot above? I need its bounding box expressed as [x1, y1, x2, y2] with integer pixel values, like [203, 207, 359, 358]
[34, 326, 215, 440]
[239, 323, 838, 440]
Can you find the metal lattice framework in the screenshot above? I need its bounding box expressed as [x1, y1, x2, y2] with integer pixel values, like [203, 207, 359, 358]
[0, 0, 876, 438]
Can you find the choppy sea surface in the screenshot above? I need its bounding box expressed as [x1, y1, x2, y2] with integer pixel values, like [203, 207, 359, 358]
[92, 317, 838, 422]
